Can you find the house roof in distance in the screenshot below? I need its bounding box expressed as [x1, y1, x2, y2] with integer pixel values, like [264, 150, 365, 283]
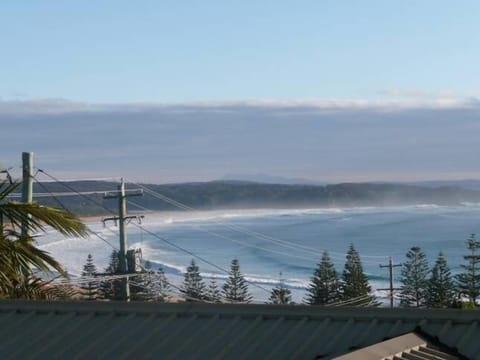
[336, 332, 463, 360]
[0, 300, 478, 359]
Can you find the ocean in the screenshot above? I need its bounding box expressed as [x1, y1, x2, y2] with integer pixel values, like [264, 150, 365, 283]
[37, 204, 480, 303]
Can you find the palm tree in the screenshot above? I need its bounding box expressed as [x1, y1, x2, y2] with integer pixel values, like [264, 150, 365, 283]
[0, 181, 88, 299]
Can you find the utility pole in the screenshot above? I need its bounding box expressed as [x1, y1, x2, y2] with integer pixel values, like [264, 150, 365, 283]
[21, 152, 34, 238]
[378, 257, 402, 309]
[103, 178, 143, 301]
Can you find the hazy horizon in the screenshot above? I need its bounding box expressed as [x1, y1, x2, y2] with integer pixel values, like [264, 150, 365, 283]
[2, 98, 480, 184]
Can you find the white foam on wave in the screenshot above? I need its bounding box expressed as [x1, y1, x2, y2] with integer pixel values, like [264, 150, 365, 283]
[130, 204, 475, 231]
[141, 208, 353, 228]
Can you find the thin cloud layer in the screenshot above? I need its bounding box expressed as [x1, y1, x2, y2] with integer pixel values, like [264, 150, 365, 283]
[2, 99, 480, 183]
[1, 97, 479, 115]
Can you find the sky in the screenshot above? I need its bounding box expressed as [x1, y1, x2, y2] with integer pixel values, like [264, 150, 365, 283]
[1, 1, 479, 183]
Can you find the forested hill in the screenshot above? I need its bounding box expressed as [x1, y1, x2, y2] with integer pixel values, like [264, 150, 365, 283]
[18, 180, 480, 216]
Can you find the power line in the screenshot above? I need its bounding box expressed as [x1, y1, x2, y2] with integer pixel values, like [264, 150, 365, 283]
[36, 168, 118, 216]
[6, 191, 110, 198]
[130, 221, 272, 296]
[36, 169, 270, 297]
[33, 169, 388, 303]
[32, 172, 117, 250]
[127, 180, 388, 262]
[34, 173, 387, 265]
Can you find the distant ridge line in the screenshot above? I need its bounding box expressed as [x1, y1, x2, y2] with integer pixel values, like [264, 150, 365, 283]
[13, 179, 480, 217]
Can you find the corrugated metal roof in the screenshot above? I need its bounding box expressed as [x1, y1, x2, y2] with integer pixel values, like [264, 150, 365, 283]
[0, 301, 477, 359]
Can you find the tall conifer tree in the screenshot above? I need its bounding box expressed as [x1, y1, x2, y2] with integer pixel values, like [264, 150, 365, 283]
[129, 271, 156, 301]
[268, 273, 293, 305]
[456, 234, 480, 305]
[341, 244, 375, 306]
[400, 246, 429, 308]
[80, 254, 99, 300]
[427, 252, 455, 308]
[182, 259, 206, 302]
[305, 251, 341, 305]
[223, 258, 252, 303]
[206, 279, 222, 303]
[155, 267, 170, 302]
[99, 250, 123, 301]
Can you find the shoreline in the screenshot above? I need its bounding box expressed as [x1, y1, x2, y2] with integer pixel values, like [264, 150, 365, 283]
[77, 202, 469, 225]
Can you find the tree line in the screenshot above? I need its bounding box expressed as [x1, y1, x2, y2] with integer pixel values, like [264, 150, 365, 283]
[82, 233, 480, 308]
[304, 234, 480, 308]
[398, 234, 480, 308]
[77, 244, 375, 305]
[79, 253, 254, 304]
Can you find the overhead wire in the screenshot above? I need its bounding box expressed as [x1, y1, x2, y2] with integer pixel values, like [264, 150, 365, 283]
[127, 180, 389, 262]
[128, 221, 272, 296]
[33, 172, 392, 264]
[35, 168, 118, 216]
[33, 169, 388, 304]
[32, 172, 117, 250]
[127, 200, 319, 263]
[35, 169, 271, 297]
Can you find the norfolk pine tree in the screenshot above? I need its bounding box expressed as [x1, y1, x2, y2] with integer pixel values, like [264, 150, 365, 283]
[206, 279, 222, 303]
[305, 250, 341, 305]
[341, 244, 376, 306]
[129, 271, 156, 301]
[456, 234, 480, 306]
[268, 273, 293, 305]
[427, 252, 455, 308]
[99, 250, 123, 301]
[182, 259, 207, 302]
[154, 267, 170, 302]
[223, 258, 252, 303]
[400, 246, 429, 308]
[80, 254, 99, 300]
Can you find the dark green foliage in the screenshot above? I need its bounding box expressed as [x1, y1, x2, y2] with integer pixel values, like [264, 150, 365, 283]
[268, 286, 292, 305]
[427, 252, 455, 308]
[341, 244, 375, 306]
[305, 251, 341, 305]
[182, 259, 207, 302]
[206, 279, 222, 303]
[268, 274, 293, 305]
[99, 250, 123, 301]
[129, 271, 156, 301]
[154, 267, 170, 302]
[81, 254, 97, 277]
[400, 246, 429, 308]
[223, 259, 252, 304]
[456, 234, 480, 305]
[106, 250, 120, 274]
[80, 254, 99, 301]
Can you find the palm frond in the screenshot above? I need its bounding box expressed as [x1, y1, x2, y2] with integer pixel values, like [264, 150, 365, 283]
[0, 179, 88, 299]
[0, 181, 19, 201]
[1, 202, 88, 238]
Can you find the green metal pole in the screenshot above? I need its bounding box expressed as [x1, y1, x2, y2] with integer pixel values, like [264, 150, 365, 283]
[118, 178, 130, 301]
[118, 178, 128, 272]
[21, 152, 33, 239]
[388, 257, 394, 309]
